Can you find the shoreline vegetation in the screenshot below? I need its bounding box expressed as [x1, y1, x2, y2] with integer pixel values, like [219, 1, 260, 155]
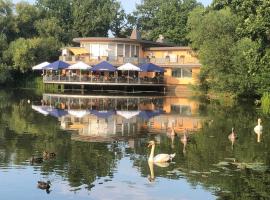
[0, 0, 269, 107]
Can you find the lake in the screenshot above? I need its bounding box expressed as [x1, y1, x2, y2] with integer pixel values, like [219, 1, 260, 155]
[0, 89, 269, 200]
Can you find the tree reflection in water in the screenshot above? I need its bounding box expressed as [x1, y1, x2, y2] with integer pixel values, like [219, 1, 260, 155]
[0, 90, 269, 199]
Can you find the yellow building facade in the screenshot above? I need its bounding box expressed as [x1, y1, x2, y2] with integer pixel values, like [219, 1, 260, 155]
[60, 31, 201, 88]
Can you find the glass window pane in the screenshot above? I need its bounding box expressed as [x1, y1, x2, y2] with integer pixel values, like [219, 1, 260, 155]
[172, 68, 182, 78]
[131, 45, 135, 57]
[117, 44, 124, 56]
[182, 68, 192, 78]
[125, 44, 130, 57]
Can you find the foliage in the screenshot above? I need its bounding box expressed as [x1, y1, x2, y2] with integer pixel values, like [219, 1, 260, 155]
[4, 37, 61, 72]
[187, 2, 270, 98]
[261, 92, 270, 115]
[135, 0, 202, 45]
[72, 0, 120, 37]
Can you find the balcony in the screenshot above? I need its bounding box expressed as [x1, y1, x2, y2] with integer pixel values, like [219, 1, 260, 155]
[59, 55, 200, 66]
[43, 75, 165, 86]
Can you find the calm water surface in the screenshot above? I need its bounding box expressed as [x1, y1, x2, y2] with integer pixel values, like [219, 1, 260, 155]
[0, 90, 270, 200]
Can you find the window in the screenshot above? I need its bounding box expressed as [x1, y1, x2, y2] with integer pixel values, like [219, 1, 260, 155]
[182, 68, 192, 77]
[135, 46, 139, 57]
[171, 105, 191, 115]
[117, 44, 124, 56]
[172, 68, 182, 78]
[131, 45, 135, 57]
[172, 68, 192, 78]
[125, 44, 130, 57]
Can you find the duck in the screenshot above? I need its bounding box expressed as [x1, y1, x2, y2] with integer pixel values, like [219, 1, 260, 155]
[43, 151, 56, 160]
[148, 140, 175, 163]
[254, 118, 263, 134]
[30, 156, 43, 164]
[37, 181, 51, 189]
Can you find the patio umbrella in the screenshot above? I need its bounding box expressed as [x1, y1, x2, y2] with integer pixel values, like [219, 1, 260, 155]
[47, 108, 68, 118]
[32, 62, 50, 70]
[44, 60, 70, 70]
[91, 61, 117, 72]
[68, 61, 92, 70]
[90, 110, 115, 118]
[68, 110, 89, 118]
[139, 63, 164, 72]
[31, 105, 49, 116]
[117, 110, 140, 119]
[117, 63, 141, 71]
[138, 110, 163, 120]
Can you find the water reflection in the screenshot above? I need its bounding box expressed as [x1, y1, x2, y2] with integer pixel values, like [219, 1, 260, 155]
[31, 93, 202, 142]
[0, 90, 269, 199]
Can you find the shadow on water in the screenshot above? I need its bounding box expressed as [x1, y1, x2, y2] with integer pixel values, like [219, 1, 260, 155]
[0, 89, 270, 199]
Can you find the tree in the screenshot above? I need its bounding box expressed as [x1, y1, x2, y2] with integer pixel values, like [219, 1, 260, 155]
[36, 0, 74, 43]
[72, 0, 120, 37]
[14, 2, 41, 38]
[0, 0, 16, 42]
[135, 0, 202, 45]
[34, 17, 65, 41]
[4, 37, 61, 72]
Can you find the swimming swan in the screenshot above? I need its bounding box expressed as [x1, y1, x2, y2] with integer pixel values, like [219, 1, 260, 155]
[148, 141, 175, 163]
[254, 118, 263, 134]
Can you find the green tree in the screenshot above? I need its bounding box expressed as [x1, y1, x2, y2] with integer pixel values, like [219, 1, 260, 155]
[72, 0, 120, 37]
[135, 0, 202, 45]
[36, 0, 74, 43]
[0, 0, 16, 42]
[14, 2, 41, 38]
[4, 37, 61, 72]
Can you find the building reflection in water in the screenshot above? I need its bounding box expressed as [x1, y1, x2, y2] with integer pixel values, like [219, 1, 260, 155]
[32, 93, 202, 142]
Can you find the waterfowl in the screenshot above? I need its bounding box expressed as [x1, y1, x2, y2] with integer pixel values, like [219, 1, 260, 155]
[228, 128, 237, 141]
[148, 140, 175, 163]
[30, 156, 43, 164]
[254, 118, 263, 134]
[180, 131, 189, 154]
[37, 181, 51, 192]
[43, 151, 56, 160]
[228, 128, 237, 149]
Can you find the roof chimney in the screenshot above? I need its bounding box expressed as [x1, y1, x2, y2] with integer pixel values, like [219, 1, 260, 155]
[156, 35, 165, 43]
[130, 28, 141, 40]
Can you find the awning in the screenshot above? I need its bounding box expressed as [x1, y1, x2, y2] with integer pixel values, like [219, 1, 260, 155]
[68, 61, 92, 70]
[32, 62, 50, 70]
[44, 60, 70, 70]
[118, 63, 141, 71]
[68, 47, 89, 55]
[117, 110, 140, 119]
[91, 61, 117, 72]
[140, 63, 164, 72]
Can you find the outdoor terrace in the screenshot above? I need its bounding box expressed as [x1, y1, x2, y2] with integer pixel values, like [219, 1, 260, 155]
[43, 75, 165, 86]
[59, 55, 200, 66]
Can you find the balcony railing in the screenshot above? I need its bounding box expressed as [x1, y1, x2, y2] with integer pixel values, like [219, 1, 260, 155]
[43, 75, 164, 85]
[59, 55, 200, 66]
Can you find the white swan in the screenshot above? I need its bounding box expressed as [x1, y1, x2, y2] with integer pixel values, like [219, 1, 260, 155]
[228, 128, 237, 149]
[254, 118, 263, 134]
[148, 141, 175, 163]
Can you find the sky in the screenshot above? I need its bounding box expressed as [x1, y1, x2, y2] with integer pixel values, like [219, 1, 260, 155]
[121, 0, 212, 13]
[13, 0, 212, 13]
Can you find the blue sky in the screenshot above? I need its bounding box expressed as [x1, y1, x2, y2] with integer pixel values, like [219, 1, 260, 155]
[13, 0, 212, 13]
[121, 0, 212, 13]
